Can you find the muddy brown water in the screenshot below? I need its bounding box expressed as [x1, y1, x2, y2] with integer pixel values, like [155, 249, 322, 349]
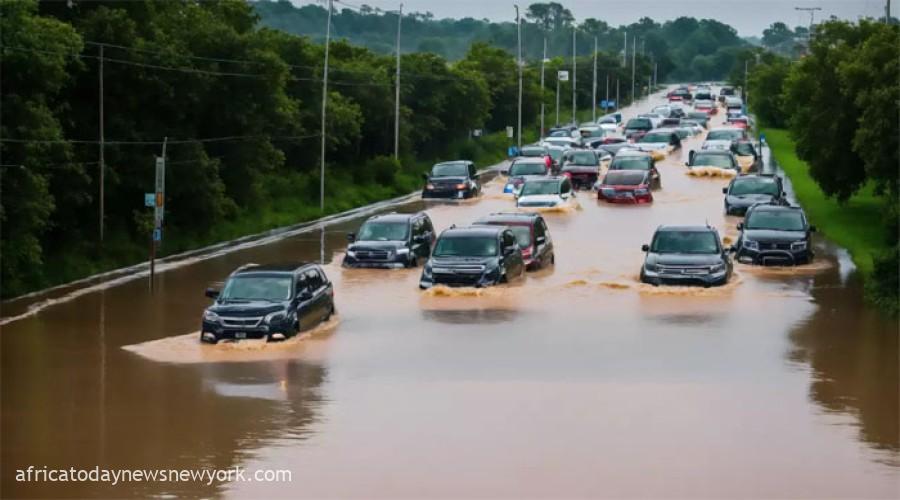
[2, 94, 898, 498]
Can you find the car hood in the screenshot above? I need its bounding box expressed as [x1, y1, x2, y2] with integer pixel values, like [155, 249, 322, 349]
[562, 165, 598, 173]
[646, 253, 723, 266]
[208, 301, 286, 316]
[349, 240, 406, 251]
[518, 194, 563, 203]
[743, 229, 806, 243]
[428, 175, 467, 184]
[726, 193, 775, 207]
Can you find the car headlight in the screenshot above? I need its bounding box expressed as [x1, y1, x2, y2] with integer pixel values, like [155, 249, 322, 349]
[426, 183, 435, 190]
[644, 263, 658, 272]
[203, 310, 221, 323]
[709, 263, 725, 273]
[264, 311, 287, 324]
[634, 188, 649, 195]
[455, 183, 467, 190]
[346, 250, 356, 258]
[791, 241, 807, 251]
[396, 248, 410, 255]
[743, 239, 759, 250]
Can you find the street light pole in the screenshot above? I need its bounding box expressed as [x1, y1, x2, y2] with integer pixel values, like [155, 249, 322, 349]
[394, 3, 402, 160]
[571, 27, 576, 124]
[631, 35, 636, 104]
[540, 37, 546, 137]
[515, 5, 523, 150]
[99, 44, 105, 244]
[556, 70, 560, 126]
[592, 36, 597, 122]
[320, 0, 333, 214]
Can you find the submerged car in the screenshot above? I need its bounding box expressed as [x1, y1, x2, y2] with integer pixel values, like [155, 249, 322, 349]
[686, 149, 739, 171]
[343, 212, 435, 268]
[201, 263, 335, 343]
[635, 130, 681, 161]
[422, 161, 480, 199]
[597, 170, 654, 204]
[504, 157, 550, 194]
[734, 204, 815, 265]
[419, 225, 525, 288]
[624, 117, 654, 140]
[560, 149, 602, 189]
[723, 175, 786, 216]
[731, 140, 761, 173]
[473, 212, 554, 270]
[640, 226, 733, 287]
[608, 150, 661, 189]
[516, 176, 575, 208]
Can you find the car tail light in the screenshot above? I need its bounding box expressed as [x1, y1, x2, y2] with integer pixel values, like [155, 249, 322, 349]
[562, 171, 572, 178]
[545, 157, 552, 168]
[521, 246, 533, 258]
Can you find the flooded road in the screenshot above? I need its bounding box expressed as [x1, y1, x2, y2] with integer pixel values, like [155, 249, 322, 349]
[2, 93, 898, 498]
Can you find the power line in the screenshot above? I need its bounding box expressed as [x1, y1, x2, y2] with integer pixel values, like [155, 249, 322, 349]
[0, 133, 321, 146]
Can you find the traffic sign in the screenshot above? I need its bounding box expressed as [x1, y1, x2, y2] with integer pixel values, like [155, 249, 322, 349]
[506, 126, 514, 138]
[152, 228, 162, 242]
[144, 193, 155, 207]
[557, 70, 569, 82]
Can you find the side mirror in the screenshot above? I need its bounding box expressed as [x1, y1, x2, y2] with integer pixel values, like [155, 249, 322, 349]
[737, 222, 744, 230]
[809, 225, 817, 233]
[346, 232, 356, 243]
[722, 187, 728, 194]
[205, 288, 220, 299]
[641, 244, 650, 252]
[297, 289, 313, 301]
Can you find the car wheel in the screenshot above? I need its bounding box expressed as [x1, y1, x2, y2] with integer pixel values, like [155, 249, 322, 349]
[200, 333, 218, 344]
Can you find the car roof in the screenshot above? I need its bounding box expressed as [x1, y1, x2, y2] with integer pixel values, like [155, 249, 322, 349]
[442, 225, 506, 237]
[614, 149, 651, 158]
[656, 225, 718, 233]
[733, 174, 777, 182]
[233, 263, 314, 275]
[710, 126, 743, 132]
[513, 157, 547, 164]
[366, 212, 419, 223]
[475, 212, 541, 224]
[749, 204, 803, 213]
[524, 176, 564, 183]
[695, 149, 732, 155]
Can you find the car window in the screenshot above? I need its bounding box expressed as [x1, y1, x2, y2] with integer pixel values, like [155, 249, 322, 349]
[433, 236, 498, 257]
[692, 153, 734, 168]
[358, 221, 409, 241]
[730, 178, 780, 196]
[221, 275, 293, 301]
[509, 162, 547, 176]
[422, 216, 434, 233]
[468, 164, 477, 178]
[651, 231, 720, 254]
[610, 157, 651, 170]
[305, 269, 323, 290]
[639, 133, 672, 143]
[412, 218, 423, 236]
[521, 181, 562, 196]
[432, 163, 468, 176]
[746, 210, 806, 231]
[534, 219, 546, 238]
[502, 231, 517, 249]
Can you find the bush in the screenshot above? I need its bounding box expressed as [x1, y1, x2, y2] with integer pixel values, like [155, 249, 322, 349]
[867, 245, 899, 316]
[365, 156, 400, 186]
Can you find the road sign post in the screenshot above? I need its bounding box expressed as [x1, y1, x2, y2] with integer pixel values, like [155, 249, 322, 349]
[150, 140, 167, 291]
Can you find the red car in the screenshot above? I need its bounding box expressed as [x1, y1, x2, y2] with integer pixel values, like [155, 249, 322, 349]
[597, 170, 653, 204]
[694, 100, 718, 115]
[727, 116, 750, 129]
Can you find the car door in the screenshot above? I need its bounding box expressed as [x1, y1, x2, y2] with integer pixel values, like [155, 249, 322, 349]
[502, 230, 525, 279]
[295, 273, 316, 330]
[300, 268, 326, 327]
[410, 217, 427, 264]
[533, 218, 550, 264]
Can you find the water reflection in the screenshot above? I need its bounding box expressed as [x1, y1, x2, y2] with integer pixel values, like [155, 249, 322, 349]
[787, 265, 899, 459]
[420, 308, 520, 325]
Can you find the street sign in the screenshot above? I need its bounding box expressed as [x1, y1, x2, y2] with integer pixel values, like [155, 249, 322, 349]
[154, 156, 165, 226]
[144, 193, 155, 207]
[473, 129, 482, 137]
[153, 228, 161, 242]
[557, 70, 569, 82]
[506, 126, 514, 138]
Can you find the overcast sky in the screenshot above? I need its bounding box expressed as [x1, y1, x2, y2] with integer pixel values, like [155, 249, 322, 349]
[292, 0, 895, 36]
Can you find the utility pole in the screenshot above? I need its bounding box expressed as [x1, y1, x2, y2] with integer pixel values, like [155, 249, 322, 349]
[571, 27, 576, 124]
[515, 5, 523, 150]
[605, 73, 609, 111]
[654, 62, 658, 89]
[540, 37, 547, 137]
[795, 6, 822, 43]
[394, 3, 402, 159]
[555, 70, 560, 126]
[320, 0, 333, 214]
[592, 36, 598, 122]
[887, 0, 892, 23]
[616, 78, 619, 112]
[622, 31, 627, 66]
[744, 59, 749, 104]
[631, 35, 636, 104]
[99, 44, 105, 244]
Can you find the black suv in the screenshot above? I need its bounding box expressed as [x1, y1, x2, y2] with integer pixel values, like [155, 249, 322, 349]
[723, 175, 786, 216]
[343, 212, 435, 268]
[422, 161, 480, 199]
[473, 212, 555, 270]
[560, 149, 601, 189]
[734, 204, 815, 265]
[419, 225, 525, 288]
[201, 263, 335, 343]
[640, 225, 733, 287]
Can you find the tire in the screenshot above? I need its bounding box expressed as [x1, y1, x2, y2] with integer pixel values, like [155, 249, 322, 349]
[550, 253, 556, 265]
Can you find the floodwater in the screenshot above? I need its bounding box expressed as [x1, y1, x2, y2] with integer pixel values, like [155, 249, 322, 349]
[2, 93, 898, 498]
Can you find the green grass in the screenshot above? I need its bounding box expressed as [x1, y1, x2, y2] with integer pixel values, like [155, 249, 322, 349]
[762, 128, 887, 275]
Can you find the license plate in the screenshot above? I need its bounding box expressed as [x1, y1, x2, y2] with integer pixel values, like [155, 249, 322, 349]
[234, 332, 247, 339]
[457, 191, 464, 199]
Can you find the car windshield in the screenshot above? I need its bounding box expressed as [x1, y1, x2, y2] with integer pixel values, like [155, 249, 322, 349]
[548, 149, 565, 161]
[432, 163, 467, 176]
[707, 130, 742, 141]
[357, 221, 408, 241]
[689, 112, 708, 119]
[730, 178, 779, 196]
[220, 275, 292, 302]
[626, 118, 651, 129]
[509, 162, 546, 176]
[520, 148, 544, 157]
[733, 143, 756, 156]
[549, 130, 569, 137]
[567, 151, 596, 164]
[521, 181, 561, 196]
[692, 153, 733, 168]
[433, 236, 498, 257]
[652, 231, 719, 254]
[610, 157, 651, 170]
[639, 133, 671, 143]
[746, 210, 805, 231]
[603, 171, 646, 185]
